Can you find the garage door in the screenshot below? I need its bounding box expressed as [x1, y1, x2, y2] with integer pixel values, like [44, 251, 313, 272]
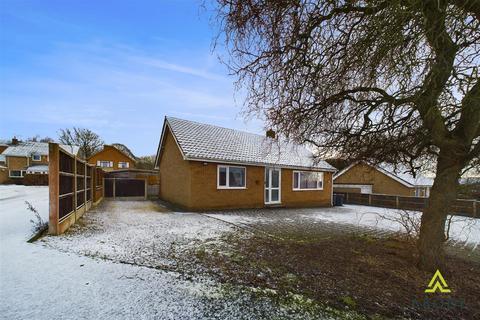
[104, 178, 146, 199]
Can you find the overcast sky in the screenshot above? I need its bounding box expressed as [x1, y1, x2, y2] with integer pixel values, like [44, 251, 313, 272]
[0, 0, 263, 156]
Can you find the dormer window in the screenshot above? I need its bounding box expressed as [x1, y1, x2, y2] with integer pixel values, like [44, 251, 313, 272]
[32, 154, 41, 161]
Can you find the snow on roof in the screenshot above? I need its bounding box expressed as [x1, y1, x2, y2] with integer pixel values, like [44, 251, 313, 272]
[59, 144, 80, 156]
[0, 154, 5, 162]
[158, 117, 336, 171]
[377, 164, 434, 187]
[26, 165, 49, 173]
[2, 142, 79, 157]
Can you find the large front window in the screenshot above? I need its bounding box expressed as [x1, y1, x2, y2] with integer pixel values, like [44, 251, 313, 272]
[217, 165, 246, 189]
[293, 171, 323, 190]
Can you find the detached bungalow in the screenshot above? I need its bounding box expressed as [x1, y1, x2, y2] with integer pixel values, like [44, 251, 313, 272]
[333, 162, 434, 197]
[154, 117, 336, 210]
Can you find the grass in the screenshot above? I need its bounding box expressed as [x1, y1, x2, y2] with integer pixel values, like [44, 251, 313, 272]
[183, 230, 480, 320]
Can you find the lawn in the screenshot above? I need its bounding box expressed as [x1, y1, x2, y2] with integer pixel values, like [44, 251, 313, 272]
[2, 185, 479, 319]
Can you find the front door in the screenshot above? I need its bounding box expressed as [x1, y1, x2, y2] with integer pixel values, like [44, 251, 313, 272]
[265, 167, 281, 204]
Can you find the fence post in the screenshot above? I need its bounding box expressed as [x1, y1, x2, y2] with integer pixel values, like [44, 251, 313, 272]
[346, 192, 349, 203]
[84, 163, 87, 206]
[368, 194, 372, 205]
[144, 178, 147, 200]
[73, 156, 77, 220]
[396, 196, 399, 209]
[48, 143, 59, 235]
[473, 201, 477, 218]
[113, 177, 116, 199]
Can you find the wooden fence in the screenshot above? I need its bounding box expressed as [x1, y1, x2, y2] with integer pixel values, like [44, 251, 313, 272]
[48, 143, 105, 235]
[335, 192, 479, 219]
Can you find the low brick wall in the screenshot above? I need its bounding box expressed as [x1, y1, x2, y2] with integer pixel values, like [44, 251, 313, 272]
[335, 192, 478, 218]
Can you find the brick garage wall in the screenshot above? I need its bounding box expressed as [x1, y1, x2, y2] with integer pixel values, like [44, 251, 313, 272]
[158, 128, 192, 208]
[334, 163, 414, 196]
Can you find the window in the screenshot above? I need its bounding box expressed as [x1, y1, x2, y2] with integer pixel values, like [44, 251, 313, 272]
[97, 161, 113, 168]
[293, 171, 323, 190]
[32, 154, 41, 161]
[9, 170, 26, 178]
[118, 161, 129, 168]
[217, 165, 246, 189]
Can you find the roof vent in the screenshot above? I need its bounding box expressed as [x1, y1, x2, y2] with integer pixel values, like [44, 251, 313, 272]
[12, 136, 19, 145]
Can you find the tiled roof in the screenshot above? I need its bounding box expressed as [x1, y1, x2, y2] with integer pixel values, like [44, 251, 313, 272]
[2, 142, 79, 157]
[160, 117, 336, 171]
[111, 143, 137, 161]
[378, 164, 434, 187]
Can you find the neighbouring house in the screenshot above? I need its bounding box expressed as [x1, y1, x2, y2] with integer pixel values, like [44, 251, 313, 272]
[333, 161, 434, 197]
[1, 141, 80, 185]
[154, 117, 336, 210]
[88, 144, 137, 171]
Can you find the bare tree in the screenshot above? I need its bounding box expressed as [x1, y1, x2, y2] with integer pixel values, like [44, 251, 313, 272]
[26, 135, 54, 143]
[58, 128, 104, 159]
[136, 155, 156, 170]
[215, 0, 479, 270]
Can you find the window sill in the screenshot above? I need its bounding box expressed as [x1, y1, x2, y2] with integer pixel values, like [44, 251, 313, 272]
[292, 188, 324, 191]
[217, 187, 247, 190]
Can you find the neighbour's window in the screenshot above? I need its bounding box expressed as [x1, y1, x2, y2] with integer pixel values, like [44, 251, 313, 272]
[97, 161, 113, 168]
[293, 171, 323, 190]
[32, 154, 41, 161]
[9, 170, 25, 178]
[217, 165, 246, 189]
[118, 161, 129, 168]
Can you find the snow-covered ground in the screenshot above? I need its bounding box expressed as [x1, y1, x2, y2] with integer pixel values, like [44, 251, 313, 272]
[0, 185, 330, 320]
[205, 205, 480, 248]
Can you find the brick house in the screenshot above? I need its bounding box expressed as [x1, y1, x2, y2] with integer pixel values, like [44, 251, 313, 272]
[333, 162, 434, 197]
[1, 141, 79, 185]
[154, 117, 336, 210]
[88, 144, 137, 171]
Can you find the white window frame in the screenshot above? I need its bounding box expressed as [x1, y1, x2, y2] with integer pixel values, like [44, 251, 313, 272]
[217, 165, 247, 189]
[118, 161, 129, 169]
[9, 170, 26, 178]
[292, 171, 324, 191]
[97, 160, 113, 168]
[32, 154, 41, 161]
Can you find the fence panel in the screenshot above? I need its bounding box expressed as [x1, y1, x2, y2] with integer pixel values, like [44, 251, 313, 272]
[335, 191, 479, 219]
[49, 143, 104, 235]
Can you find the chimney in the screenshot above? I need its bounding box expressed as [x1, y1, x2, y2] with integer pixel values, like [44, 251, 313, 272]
[266, 129, 276, 139]
[11, 136, 19, 145]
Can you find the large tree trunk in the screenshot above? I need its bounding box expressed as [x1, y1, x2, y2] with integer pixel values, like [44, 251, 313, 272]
[418, 152, 464, 271]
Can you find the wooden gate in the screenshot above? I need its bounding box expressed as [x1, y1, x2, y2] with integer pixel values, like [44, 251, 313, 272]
[104, 178, 146, 200]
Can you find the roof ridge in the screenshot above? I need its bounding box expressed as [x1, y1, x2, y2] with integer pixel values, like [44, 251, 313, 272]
[166, 116, 266, 139]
